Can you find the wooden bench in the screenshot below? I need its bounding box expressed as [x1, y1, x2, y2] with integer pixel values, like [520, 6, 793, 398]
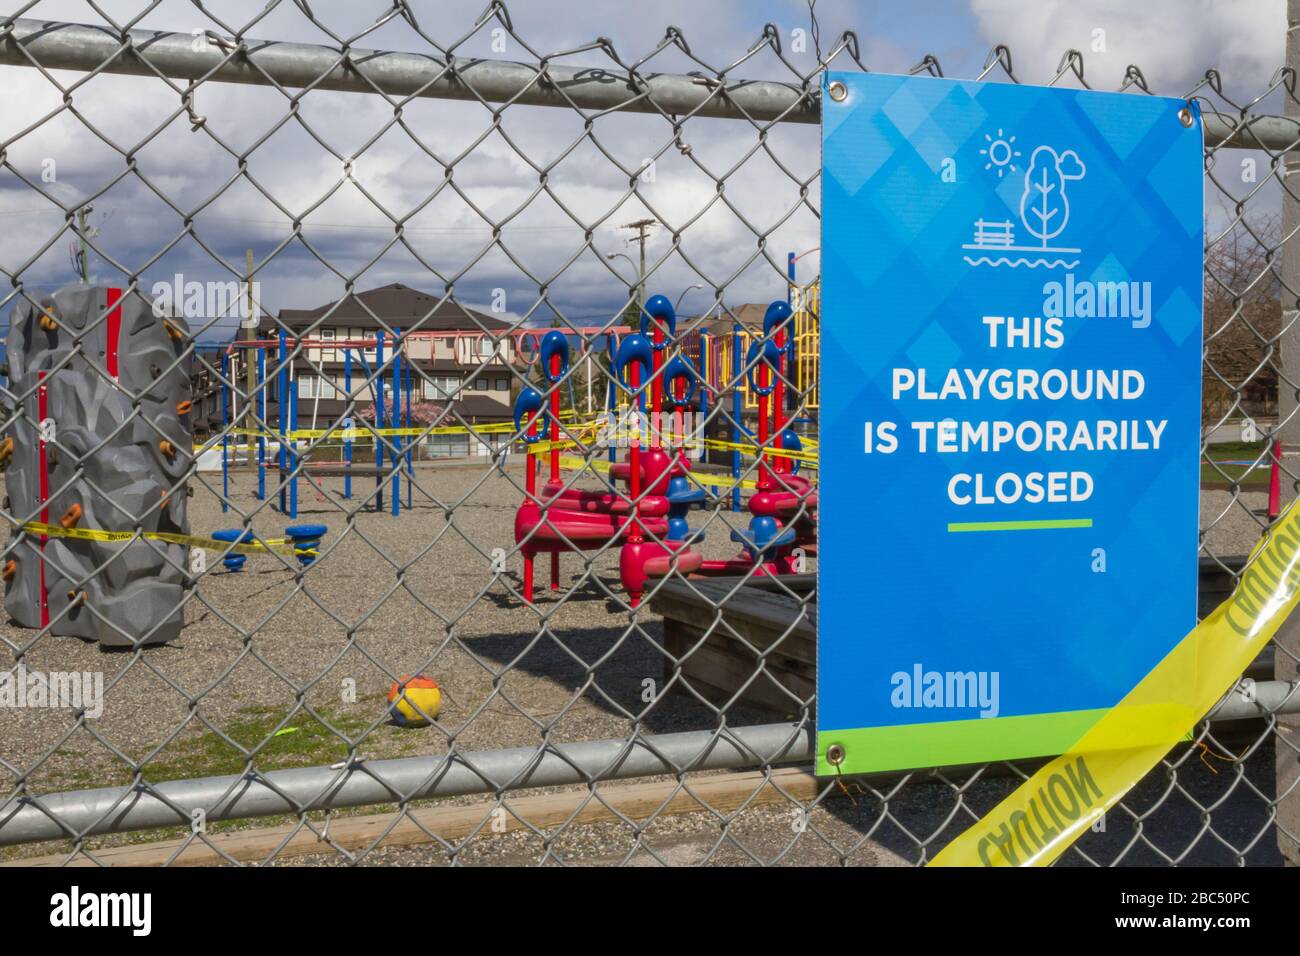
[650, 559, 1262, 715]
[651, 575, 816, 713]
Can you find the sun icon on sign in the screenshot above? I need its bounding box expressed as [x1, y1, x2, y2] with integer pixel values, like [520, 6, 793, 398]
[980, 129, 1021, 178]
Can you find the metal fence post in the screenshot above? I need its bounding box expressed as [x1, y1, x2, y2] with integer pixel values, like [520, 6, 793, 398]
[1276, 0, 1300, 867]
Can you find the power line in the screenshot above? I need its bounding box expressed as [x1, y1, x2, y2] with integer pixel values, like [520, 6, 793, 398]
[204, 215, 622, 233]
[808, 0, 823, 62]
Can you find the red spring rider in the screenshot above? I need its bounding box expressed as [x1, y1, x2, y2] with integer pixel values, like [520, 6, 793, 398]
[513, 330, 669, 603]
[617, 296, 706, 606]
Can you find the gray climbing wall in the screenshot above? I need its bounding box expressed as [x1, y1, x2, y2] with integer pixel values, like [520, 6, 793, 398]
[3, 284, 193, 646]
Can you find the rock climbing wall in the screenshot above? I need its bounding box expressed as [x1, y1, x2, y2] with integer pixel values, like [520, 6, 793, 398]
[3, 284, 193, 646]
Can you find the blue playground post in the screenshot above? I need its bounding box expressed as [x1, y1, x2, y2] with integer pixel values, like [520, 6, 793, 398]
[221, 352, 229, 513]
[256, 346, 266, 501]
[289, 382, 298, 518]
[404, 352, 413, 510]
[731, 322, 742, 512]
[278, 329, 288, 513]
[391, 328, 401, 517]
[787, 251, 796, 303]
[605, 334, 617, 483]
[344, 348, 353, 500]
[376, 331, 385, 513]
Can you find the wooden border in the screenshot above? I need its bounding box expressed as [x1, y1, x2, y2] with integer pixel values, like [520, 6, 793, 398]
[8, 767, 824, 867]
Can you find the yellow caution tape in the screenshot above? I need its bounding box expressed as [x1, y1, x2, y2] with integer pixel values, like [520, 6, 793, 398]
[221, 418, 819, 463]
[554, 455, 761, 492]
[687, 471, 761, 493]
[21, 522, 296, 557]
[530, 433, 818, 464]
[556, 454, 613, 474]
[930, 497, 1300, 867]
[229, 424, 516, 440]
[695, 436, 819, 464]
[224, 410, 598, 442]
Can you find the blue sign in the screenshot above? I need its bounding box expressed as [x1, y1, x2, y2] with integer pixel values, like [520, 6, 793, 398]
[817, 73, 1203, 776]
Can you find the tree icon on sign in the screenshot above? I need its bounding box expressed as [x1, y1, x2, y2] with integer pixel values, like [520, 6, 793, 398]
[1018, 146, 1086, 248]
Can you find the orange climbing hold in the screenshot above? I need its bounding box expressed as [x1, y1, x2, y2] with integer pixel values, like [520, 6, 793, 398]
[59, 503, 82, 529]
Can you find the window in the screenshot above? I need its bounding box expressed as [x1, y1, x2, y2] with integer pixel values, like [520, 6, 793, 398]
[356, 328, 374, 358]
[477, 336, 494, 357]
[495, 377, 509, 391]
[427, 434, 470, 458]
[319, 327, 335, 363]
[422, 375, 459, 399]
[474, 377, 488, 391]
[295, 374, 342, 399]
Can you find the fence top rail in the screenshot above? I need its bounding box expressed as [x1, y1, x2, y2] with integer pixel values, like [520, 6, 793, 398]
[1, 16, 1295, 150]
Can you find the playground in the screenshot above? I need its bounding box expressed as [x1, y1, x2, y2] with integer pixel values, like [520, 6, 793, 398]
[0, 279, 1284, 865]
[0, 455, 1272, 861]
[2, 2, 1298, 880]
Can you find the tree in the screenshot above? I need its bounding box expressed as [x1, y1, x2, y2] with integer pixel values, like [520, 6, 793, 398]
[1203, 212, 1281, 427]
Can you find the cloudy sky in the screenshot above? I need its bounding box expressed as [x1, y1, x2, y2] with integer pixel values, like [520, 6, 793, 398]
[0, 0, 1286, 342]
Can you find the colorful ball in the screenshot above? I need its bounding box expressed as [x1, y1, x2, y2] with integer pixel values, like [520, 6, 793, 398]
[386, 674, 441, 727]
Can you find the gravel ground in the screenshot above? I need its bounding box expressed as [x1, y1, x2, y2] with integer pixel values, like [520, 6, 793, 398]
[0, 460, 1285, 865]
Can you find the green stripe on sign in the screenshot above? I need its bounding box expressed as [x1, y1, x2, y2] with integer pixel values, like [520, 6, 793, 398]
[948, 518, 1093, 533]
[817, 709, 1108, 777]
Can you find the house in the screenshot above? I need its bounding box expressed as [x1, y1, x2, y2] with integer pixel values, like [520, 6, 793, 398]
[198, 284, 518, 459]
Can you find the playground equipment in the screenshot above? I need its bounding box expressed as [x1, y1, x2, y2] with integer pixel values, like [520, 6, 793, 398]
[680, 276, 819, 509]
[224, 323, 629, 519]
[512, 297, 705, 606]
[513, 331, 667, 604]
[211, 529, 254, 571]
[285, 523, 327, 567]
[692, 300, 818, 579]
[2, 285, 193, 646]
[615, 298, 707, 605]
[222, 330, 416, 518]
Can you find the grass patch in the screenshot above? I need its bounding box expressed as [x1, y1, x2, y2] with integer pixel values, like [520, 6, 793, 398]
[0, 701, 445, 862]
[1202, 440, 1271, 490]
[49, 701, 428, 793]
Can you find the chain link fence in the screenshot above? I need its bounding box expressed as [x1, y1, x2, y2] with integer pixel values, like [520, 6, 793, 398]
[0, 1, 1295, 866]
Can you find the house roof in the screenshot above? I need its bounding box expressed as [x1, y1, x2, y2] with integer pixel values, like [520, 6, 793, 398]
[452, 395, 511, 420]
[694, 303, 776, 337]
[270, 283, 509, 333]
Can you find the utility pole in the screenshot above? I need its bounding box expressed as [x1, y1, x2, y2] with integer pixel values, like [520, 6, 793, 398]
[243, 247, 258, 463]
[620, 218, 656, 311]
[1276, 0, 1300, 868]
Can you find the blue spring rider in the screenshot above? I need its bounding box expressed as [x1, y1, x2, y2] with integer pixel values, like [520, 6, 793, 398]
[211, 528, 255, 572]
[285, 524, 328, 567]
